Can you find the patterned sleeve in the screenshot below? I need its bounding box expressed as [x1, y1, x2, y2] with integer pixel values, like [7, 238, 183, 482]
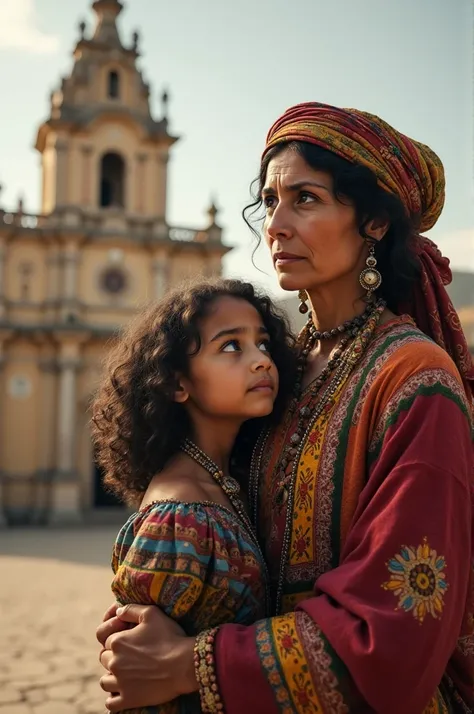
[204, 369, 473, 714]
[111, 501, 214, 621]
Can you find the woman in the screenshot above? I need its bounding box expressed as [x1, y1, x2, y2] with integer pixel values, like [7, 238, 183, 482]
[97, 102, 474, 714]
[92, 278, 296, 713]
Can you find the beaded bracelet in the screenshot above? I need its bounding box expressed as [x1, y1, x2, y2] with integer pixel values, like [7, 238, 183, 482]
[193, 627, 224, 713]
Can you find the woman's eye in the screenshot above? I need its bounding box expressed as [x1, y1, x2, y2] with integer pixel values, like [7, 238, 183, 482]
[263, 196, 276, 209]
[258, 340, 271, 352]
[222, 340, 240, 353]
[298, 191, 317, 204]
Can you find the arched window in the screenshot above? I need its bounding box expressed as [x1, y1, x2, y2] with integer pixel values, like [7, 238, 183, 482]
[108, 70, 120, 99]
[99, 152, 125, 208]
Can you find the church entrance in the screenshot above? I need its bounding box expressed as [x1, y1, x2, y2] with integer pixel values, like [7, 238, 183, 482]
[93, 460, 124, 508]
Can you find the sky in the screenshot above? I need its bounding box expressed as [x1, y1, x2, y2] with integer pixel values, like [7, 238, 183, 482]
[0, 0, 472, 298]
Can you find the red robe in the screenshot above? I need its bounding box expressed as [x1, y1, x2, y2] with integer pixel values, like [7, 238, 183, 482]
[211, 318, 474, 713]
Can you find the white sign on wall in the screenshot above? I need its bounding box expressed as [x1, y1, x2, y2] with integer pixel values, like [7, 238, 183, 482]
[8, 375, 32, 399]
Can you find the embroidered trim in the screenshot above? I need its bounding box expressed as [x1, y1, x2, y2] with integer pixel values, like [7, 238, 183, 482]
[296, 612, 349, 714]
[314, 325, 424, 576]
[351, 331, 430, 426]
[257, 615, 325, 713]
[458, 634, 474, 657]
[256, 619, 294, 713]
[369, 368, 471, 455]
[382, 537, 448, 624]
[194, 627, 224, 712]
[288, 387, 342, 576]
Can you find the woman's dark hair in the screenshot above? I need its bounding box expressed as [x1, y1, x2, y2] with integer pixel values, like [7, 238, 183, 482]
[244, 141, 420, 313]
[92, 278, 297, 505]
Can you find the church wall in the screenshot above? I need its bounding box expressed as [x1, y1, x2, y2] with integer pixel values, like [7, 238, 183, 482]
[81, 306, 139, 327]
[2, 341, 42, 476]
[8, 306, 45, 324]
[4, 243, 47, 305]
[68, 140, 84, 207]
[152, 148, 168, 219]
[75, 86, 88, 106]
[169, 253, 207, 284]
[78, 244, 153, 313]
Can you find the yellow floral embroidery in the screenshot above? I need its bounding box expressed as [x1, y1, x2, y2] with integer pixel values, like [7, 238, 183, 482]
[382, 537, 448, 624]
[269, 614, 324, 713]
[289, 383, 344, 569]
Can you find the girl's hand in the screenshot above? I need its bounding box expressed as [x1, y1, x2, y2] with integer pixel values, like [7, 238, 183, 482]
[98, 604, 197, 712]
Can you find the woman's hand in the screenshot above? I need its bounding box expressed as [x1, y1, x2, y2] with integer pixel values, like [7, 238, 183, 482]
[97, 603, 197, 712]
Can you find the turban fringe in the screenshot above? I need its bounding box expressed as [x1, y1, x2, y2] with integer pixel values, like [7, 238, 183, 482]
[264, 102, 474, 400]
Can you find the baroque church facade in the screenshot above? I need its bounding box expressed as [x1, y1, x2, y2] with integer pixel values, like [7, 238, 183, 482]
[0, 0, 228, 525]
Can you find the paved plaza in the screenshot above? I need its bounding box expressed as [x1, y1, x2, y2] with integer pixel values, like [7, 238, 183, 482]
[0, 526, 120, 713]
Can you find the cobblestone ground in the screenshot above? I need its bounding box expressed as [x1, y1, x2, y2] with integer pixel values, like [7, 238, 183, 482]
[0, 527, 120, 714]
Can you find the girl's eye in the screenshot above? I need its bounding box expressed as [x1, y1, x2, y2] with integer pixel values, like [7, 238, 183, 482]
[258, 340, 270, 352]
[221, 340, 240, 353]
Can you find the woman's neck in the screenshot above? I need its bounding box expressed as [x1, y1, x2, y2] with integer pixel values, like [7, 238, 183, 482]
[306, 285, 369, 358]
[307, 287, 367, 333]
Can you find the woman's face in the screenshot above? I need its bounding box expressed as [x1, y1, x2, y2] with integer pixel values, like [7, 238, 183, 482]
[177, 296, 279, 425]
[262, 147, 367, 293]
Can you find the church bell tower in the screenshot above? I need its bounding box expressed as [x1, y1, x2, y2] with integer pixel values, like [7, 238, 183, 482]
[35, 0, 175, 221]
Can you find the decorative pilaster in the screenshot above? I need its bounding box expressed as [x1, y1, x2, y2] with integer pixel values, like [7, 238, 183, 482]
[48, 347, 82, 524]
[135, 153, 147, 214]
[38, 358, 57, 475]
[45, 244, 61, 320]
[152, 250, 168, 300]
[80, 145, 93, 206]
[60, 241, 80, 320]
[155, 151, 169, 219]
[57, 357, 79, 475]
[55, 139, 69, 208]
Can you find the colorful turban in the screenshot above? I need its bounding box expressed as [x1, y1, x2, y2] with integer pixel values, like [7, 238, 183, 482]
[263, 102, 474, 398]
[264, 102, 445, 232]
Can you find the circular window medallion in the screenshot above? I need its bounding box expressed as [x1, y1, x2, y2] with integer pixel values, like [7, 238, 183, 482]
[100, 266, 127, 295]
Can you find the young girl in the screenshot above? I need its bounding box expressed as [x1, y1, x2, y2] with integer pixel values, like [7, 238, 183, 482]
[92, 278, 296, 714]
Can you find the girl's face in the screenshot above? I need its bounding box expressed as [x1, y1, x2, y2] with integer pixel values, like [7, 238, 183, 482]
[177, 296, 279, 425]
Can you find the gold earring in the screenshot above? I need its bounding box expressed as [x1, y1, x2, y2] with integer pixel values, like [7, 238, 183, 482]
[298, 289, 309, 314]
[359, 243, 382, 300]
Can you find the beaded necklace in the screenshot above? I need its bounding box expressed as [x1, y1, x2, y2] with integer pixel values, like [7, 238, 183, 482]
[307, 301, 374, 341]
[249, 299, 386, 614]
[180, 438, 271, 615]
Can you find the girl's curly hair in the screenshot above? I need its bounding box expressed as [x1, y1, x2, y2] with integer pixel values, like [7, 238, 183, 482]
[91, 277, 297, 506]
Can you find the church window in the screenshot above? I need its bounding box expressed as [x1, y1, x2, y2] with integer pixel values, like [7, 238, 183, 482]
[108, 70, 120, 99]
[99, 152, 125, 208]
